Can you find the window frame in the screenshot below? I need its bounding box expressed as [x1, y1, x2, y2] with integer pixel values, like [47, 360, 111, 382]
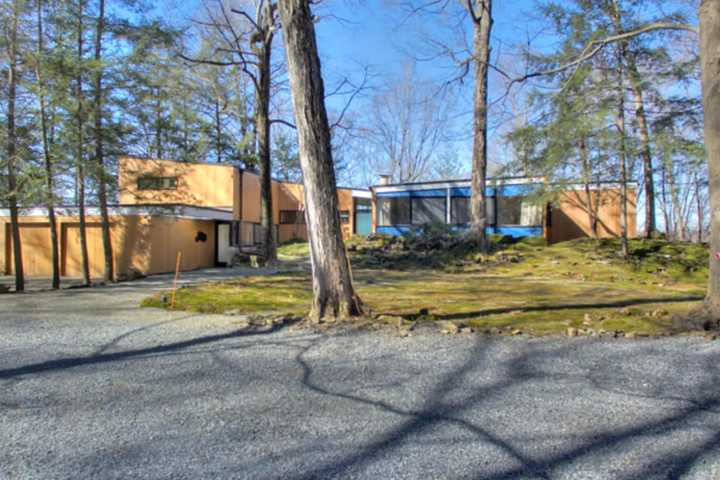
[137, 176, 178, 191]
[279, 210, 306, 225]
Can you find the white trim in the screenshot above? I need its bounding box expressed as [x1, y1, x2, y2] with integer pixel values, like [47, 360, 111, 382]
[0, 205, 234, 221]
[371, 177, 547, 194]
[350, 190, 372, 199]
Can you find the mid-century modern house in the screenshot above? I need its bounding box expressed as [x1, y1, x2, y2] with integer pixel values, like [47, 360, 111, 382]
[370, 176, 636, 244]
[1, 157, 634, 279]
[0, 157, 371, 279]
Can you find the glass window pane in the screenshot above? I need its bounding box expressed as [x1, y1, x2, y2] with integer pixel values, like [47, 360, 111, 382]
[451, 197, 495, 225]
[497, 196, 542, 226]
[451, 197, 470, 224]
[378, 197, 410, 225]
[411, 197, 446, 225]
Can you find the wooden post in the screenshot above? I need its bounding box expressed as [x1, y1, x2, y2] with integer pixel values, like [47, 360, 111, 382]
[170, 251, 182, 309]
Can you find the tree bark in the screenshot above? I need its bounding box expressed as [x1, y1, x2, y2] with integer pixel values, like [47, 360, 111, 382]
[616, 45, 630, 258]
[699, 0, 720, 316]
[5, 0, 23, 292]
[36, 0, 60, 289]
[469, 0, 492, 249]
[624, 49, 657, 238]
[278, 0, 362, 321]
[77, 0, 91, 286]
[254, 27, 277, 263]
[93, 0, 113, 283]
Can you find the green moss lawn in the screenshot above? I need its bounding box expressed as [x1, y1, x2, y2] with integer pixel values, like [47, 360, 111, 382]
[142, 237, 709, 336]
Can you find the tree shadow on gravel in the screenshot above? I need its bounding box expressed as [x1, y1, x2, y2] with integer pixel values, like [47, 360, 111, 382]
[0, 317, 297, 381]
[282, 334, 720, 480]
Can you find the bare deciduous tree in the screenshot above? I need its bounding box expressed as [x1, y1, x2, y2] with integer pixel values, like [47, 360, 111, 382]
[363, 65, 452, 183]
[278, 0, 363, 321]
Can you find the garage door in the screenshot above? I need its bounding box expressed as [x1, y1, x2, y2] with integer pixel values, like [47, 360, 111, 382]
[62, 223, 105, 279]
[5, 223, 54, 277]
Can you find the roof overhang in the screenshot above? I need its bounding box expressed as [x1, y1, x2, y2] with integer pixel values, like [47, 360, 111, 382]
[0, 204, 235, 221]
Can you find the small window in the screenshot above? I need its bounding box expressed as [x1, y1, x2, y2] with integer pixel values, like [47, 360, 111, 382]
[340, 210, 350, 224]
[138, 176, 177, 190]
[280, 210, 305, 225]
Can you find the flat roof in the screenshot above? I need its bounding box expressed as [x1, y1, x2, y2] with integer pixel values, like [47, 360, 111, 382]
[0, 204, 235, 221]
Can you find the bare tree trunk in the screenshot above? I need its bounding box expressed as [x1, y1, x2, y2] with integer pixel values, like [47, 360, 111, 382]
[77, 0, 91, 286]
[255, 31, 277, 263]
[624, 50, 657, 238]
[667, 162, 686, 241]
[695, 172, 704, 243]
[278, 0, 362, 321]
[660, 148, 672, 238]
[36, 0, 60, 289]
[700, 0, 720, 317]
[5, 0, 23, 292]
[616, 45, 630, 258]
[469, 0, 492, 250]
[93, 0, 113, 283]
[580, 137, 598, 238]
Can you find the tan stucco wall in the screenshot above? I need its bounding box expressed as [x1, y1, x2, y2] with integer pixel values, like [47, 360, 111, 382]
[547, 188, 637, 243]
[240, 170, 356, 242]
[2, 214, 216, 279]
[119, 157, 238, 213]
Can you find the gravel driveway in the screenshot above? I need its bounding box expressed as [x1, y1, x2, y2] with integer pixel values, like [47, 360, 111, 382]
[1, 280, 719, 479]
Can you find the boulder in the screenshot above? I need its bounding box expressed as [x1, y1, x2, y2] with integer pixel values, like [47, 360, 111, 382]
[567, 327, 579, 337]
[437, 321, 460, 335]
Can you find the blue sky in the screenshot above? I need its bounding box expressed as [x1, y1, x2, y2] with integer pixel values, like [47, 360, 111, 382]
[161, 0, 700, 187]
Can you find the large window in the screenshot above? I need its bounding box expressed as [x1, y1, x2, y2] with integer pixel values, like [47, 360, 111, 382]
[279, 210, 305, 225]
[496, 196, 543, 226]
[411, 197, 446, 225]
[450, 197, 495, 225]
[137, 176, 177, 190]
[378, 197, 410, 226]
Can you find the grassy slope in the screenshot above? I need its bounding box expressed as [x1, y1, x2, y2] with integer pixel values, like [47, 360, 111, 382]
[143, 238, 708, 335]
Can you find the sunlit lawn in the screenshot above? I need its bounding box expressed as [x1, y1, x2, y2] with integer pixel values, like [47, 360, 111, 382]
[142, 238, 707, 336]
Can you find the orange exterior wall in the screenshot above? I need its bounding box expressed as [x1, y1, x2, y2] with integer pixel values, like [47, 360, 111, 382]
[2, 215, 217, 279]
[546, 188, 637, 243]
[119, 157, 239, 214]
[240, 170, 356, 243]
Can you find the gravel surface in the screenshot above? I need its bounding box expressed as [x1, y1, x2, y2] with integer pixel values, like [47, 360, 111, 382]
[1, 278, 720, 479]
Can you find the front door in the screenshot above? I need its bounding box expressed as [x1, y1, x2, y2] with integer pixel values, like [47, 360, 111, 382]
[354, 199, 372, 236]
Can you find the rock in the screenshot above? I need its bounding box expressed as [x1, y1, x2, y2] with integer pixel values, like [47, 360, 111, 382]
[650, 309, 669, 318]
[377, 314, 403, 325]
[224, 309, 242, 316]
[437, 321, 460, 335]
[625, 331, 638, 339]
[704, 332, 718, 341]
[234, 319, 251, 329]
[586, 328, 597, 337]
[583, 313, 593, 326]
[619, 308, 632, 316]
[567, 327, 578, 337]
[511, 329, 523, 336]
[460, 327, 474, 334]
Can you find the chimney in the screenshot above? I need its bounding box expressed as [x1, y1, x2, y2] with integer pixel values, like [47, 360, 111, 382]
[378, 174, 391, 186]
